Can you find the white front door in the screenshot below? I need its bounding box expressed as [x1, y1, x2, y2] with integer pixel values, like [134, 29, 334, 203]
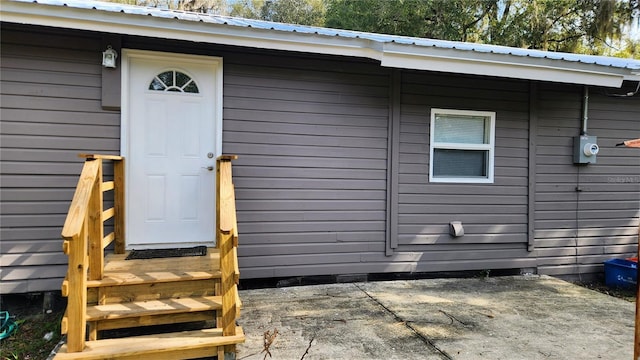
[122, 50, 223, 249]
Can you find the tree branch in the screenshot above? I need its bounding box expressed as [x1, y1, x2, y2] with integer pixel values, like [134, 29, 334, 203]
[546, 33, 586, 43]
[463, 2, 495, 30]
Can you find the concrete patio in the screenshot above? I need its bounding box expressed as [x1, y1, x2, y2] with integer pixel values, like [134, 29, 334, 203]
[236, 275, 634, 360]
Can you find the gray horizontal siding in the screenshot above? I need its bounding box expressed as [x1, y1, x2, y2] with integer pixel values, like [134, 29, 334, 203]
[3, 23, 638, 292]
[0, 26, 120, 293]
[221, 55, 390, 279]
[534, 84, 640, 278]
[396, 71, 531, 270]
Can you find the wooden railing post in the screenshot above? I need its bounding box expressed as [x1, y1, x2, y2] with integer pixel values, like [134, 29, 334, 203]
[65, 222, 88, 352]
[217, 157, 238, 335]
[88, 159, 104, 280]
[215, 159, 222, 251]
[113, 158, 126, 254]
[217, 155, 240, 360]
[61, 158, 100, 352]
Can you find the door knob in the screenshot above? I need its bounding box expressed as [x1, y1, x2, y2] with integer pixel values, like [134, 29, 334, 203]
[202, 166, 214, 171]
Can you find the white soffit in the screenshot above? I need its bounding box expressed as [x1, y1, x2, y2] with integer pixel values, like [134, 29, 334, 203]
[380, 46, 628, 87]
[2, 0, 640, 87]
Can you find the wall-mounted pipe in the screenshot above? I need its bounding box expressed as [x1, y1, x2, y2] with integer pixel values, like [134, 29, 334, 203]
[581, 86, 589, 135]
[574, 86, 598, 164]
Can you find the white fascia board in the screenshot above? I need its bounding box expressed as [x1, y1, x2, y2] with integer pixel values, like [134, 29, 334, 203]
[380, 47, 625, 87]
[0, 0, 634, 87]
[1, 2, 383, 61]
[627, 71, 640, 81]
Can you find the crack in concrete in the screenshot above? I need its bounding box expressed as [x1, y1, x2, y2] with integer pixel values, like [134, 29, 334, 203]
[354, 283, 453, 360]
[238, 352, 260, 360]
[439, 309, 470, 326]
[299, 336, 315, 360]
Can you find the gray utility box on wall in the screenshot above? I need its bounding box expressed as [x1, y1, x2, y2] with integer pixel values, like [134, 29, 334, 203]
[573, 135, 599, 164]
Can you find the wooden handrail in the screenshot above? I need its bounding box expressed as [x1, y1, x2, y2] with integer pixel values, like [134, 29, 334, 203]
[61, 154, 125, 353]
[79, 153, 124, 161]
[61, 159, 101, 240]
[218, 155, 238, 234]
[216, 155, 240, 344]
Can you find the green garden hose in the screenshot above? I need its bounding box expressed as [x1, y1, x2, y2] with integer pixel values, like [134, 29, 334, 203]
[0, 311, 18, 340]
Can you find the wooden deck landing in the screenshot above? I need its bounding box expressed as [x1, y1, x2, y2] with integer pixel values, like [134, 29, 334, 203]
[95, 250, 221, 285]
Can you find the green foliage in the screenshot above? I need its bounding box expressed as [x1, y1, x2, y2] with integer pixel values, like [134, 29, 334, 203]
[99, 0, 639, 57]
[612, 38, 640, 58]
[175, 0, 227, 13]
[325, 0, 494, 42]
[324, 0, 639, 57]
[230, 0, 264, 19]
[104, 0, 228, 14]
[230, 0, 325, 25]
[485, 0, 634, 53]
[262, 0, 326, 26]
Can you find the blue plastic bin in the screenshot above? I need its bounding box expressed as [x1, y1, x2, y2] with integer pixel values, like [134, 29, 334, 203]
[604, 258, 637, 289]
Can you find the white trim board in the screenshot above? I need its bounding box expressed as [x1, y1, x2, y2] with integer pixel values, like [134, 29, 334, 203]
[2, 0, 637, 87]
[429, 108, 496, 184]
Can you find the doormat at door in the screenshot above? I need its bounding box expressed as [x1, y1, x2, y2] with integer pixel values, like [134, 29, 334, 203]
[125, 246, 208, 260]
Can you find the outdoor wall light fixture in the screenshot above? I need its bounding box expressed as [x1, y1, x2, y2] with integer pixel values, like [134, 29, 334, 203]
[102, 45, 118, 68]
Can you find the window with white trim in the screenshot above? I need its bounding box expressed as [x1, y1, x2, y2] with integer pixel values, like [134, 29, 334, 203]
[429, 108, 495, 183]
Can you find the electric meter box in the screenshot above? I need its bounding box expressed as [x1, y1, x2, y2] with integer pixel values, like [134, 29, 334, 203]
[573, 135, 599, 164]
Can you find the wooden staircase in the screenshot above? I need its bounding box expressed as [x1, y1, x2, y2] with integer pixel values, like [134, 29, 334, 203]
[54, 155, 244, 360]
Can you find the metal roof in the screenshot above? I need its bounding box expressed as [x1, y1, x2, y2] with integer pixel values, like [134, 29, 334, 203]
[3, 0, 640, 86]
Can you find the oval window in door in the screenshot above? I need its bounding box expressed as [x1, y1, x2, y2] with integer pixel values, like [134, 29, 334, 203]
[148, 70, 199, 93]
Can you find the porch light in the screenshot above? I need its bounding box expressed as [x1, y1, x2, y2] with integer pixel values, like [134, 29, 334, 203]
[102, 45, 117, 68]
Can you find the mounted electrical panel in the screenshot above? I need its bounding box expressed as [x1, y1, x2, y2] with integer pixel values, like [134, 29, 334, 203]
[573, 135, 599, 164]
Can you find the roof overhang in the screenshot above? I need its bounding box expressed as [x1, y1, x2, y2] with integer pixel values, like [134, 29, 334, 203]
[380, 44, 637, 88]
[2, 0, 639, 88]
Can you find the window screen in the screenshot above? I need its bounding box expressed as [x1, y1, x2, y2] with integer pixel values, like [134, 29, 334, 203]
[429, 109, 495, 183]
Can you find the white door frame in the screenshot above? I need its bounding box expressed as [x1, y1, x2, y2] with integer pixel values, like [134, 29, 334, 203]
[120, 49, 223, 248]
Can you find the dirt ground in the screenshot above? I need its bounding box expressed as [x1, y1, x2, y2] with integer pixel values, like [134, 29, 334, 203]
[0, 294, 64, 360]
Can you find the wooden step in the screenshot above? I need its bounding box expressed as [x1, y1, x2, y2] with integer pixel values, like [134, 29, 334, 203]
[74, 250, 222, 305]
[62, 250, 222, 297]
[87, 271, 221, 287]
[87, 296, 222, 320]
[93, 249, 221, 287]
[85, 295, 221, 331]
[88, 278, 219, 305]
[53, 327, 245, 360]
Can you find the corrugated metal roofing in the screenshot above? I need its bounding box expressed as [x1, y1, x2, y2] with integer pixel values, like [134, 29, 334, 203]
[10, 0, 640, 72]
